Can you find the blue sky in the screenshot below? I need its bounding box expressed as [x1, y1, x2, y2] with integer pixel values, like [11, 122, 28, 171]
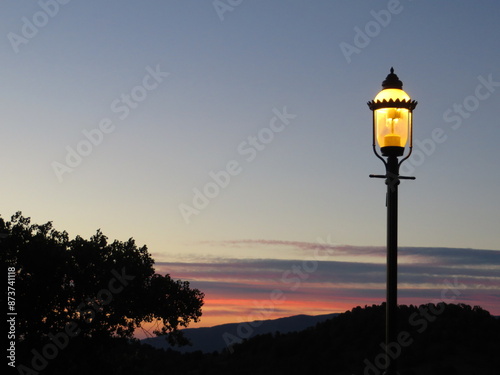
[1, 1, 499, 328]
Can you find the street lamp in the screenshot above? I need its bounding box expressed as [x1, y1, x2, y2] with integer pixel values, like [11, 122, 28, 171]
[368, 68, 417, 375]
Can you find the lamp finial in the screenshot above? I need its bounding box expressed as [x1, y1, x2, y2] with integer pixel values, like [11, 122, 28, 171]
[382, 67, 403, 90]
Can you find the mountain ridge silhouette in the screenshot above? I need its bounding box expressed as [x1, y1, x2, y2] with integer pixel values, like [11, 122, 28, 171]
[141, 312, 339, 353]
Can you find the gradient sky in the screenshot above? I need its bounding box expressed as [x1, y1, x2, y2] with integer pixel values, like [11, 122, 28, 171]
[1, 1, 499, 336]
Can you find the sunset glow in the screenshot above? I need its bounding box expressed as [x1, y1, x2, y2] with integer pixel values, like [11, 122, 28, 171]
[2, 1, 499, 347]
[133, 241, 500, 338]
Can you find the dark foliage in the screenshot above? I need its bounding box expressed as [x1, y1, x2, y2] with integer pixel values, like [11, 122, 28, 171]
[0, 212, 204, 374]
[16, 303, 494, 375]
[66, 303, 498, 375]
[218, 303, 500, 375]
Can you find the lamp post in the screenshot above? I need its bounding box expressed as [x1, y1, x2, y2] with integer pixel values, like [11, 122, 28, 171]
[368, 68, 417, 375]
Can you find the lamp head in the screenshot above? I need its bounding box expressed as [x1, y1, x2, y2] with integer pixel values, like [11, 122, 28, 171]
[368, 68, 417, 157]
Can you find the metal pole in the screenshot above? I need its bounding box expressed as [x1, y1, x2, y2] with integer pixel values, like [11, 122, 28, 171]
[385, 155, 399, 375]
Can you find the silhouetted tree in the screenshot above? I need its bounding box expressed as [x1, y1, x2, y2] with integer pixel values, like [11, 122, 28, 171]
[1, 212, 204, 349]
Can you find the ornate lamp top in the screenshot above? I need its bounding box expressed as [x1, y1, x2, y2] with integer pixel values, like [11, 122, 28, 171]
[381, 67, 403, 90]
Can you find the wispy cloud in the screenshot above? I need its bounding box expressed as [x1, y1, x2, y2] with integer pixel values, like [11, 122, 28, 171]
[154, 241, 500, 327]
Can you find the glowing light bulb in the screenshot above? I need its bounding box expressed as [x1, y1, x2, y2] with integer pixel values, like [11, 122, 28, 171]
[384, 108, 402, 146]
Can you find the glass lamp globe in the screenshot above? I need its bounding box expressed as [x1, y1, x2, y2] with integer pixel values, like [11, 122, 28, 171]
[368, 68, 417, 157]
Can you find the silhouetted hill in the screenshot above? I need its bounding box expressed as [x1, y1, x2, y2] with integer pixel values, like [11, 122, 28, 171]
[215, 303, 500, 375]
[142, 313, 338, 353]
[34, 303, 500, 375]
